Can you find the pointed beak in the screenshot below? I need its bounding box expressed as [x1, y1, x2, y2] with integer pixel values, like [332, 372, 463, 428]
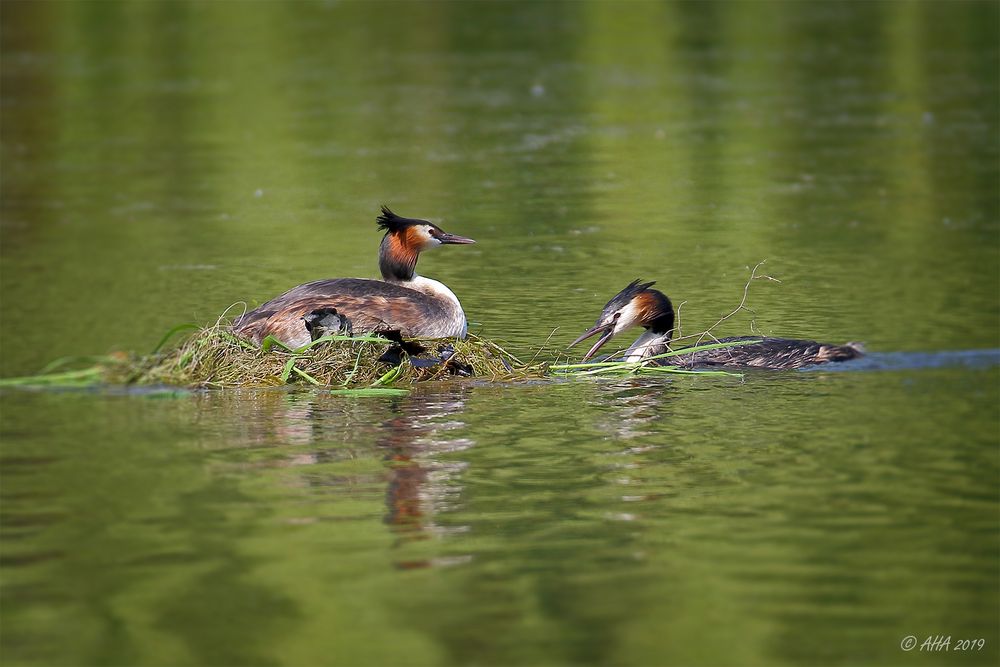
[569, 322, 616, 362]
[437, 232, 476, 245]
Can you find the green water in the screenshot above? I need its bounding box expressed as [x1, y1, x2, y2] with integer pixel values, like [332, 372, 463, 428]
[2, 2, 998, 666]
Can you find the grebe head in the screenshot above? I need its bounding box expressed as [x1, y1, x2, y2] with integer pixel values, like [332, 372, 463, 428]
[570, 280, 675, 361]
[377, 205, 475, 281]
[303, 307, 353, 340]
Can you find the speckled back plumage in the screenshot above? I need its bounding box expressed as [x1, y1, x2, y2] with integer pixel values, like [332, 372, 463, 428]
[234, 278, 465, 348]
[665, 337, 864, 369]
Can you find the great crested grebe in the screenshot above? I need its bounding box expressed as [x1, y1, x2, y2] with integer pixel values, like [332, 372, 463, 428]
[571, 280, 863, 369]
[234, 206, 475, 348]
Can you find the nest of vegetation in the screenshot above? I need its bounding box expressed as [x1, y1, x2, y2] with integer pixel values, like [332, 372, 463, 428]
[0, 321, 546, 392]
[1, 263, 785, 392]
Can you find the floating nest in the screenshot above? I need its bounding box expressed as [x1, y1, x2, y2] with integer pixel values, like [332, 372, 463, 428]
[0, 322, 548, 392]
[0, 322, 747, 393]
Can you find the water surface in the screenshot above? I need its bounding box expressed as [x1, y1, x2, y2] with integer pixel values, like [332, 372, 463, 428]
[2, 2, 998, 665]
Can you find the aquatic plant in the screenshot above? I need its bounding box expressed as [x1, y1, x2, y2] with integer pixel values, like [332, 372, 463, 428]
[550, 340, 753, 378]
[0, 318, 544, 393]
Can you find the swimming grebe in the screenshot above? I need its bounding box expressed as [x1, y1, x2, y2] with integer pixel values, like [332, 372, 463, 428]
[234, 206, 475, 348]
[570, 280, 863, 369]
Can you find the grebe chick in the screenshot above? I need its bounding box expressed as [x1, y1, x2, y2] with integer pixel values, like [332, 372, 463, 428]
[570, 280, 863, 369]
[303, 308, 353, 341]
[234, 206, 475, 348]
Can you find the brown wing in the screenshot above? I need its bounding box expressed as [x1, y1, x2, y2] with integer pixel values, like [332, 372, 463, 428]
[234, 278, 452, 346]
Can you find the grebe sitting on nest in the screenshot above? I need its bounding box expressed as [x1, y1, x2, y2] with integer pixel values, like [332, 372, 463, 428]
[570, 280, 863, 369]
[234, 206, 475, 348]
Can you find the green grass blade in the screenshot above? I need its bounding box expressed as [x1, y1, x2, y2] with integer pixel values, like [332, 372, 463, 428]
[635, 366, 743, 377]
[549, 360, 634, 371]
[292, 334, 391, 353]
[552, 339, 761, 372]
[640, 338, 759, 361]
[0, 368, 103, 387]
[39, 355, 115, 374]
[371, 365, 402, 386]
[151, 324, 201, 353]
[218, 330, 259, 350]
[291, 366, 323, 386]
[280, 357, 299, 383]
[342, 348, 366, 386]
[261, 335, 296, 353]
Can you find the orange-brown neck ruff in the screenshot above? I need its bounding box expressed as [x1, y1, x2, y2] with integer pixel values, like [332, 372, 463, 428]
[379, 231, 419, 281]
[635, 291, 675, 336]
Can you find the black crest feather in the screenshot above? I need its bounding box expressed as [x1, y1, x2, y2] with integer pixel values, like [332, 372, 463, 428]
[605, 279, 657, 311]
[376, 205, 428, 232]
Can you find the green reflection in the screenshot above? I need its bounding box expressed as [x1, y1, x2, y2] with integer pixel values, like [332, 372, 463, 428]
[1, 2, 997, 666]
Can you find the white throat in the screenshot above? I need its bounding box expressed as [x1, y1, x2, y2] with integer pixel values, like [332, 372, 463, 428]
[406, 274, 461, 308]
[393, 273, 467, 337]
[623, 330, 671, 363]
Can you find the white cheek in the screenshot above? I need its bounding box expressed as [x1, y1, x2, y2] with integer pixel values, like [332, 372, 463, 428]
[422, 227, 443, 249]
[613, 302, 639, 334]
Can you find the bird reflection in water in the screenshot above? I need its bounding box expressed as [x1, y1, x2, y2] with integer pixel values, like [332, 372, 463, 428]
[589, 381, 677, 515]
[216, 388, 474, 569]
[377, 388, 474, 570]
[590, 380, 674, 445]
